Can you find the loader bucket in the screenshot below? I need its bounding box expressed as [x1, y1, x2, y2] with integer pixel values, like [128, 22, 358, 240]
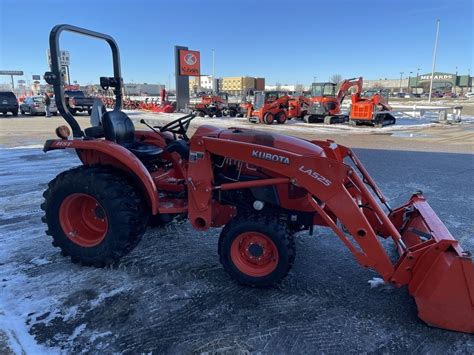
[390, 194, 474, 333]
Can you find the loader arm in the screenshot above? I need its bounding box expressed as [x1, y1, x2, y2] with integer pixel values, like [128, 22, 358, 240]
[187, 130, 473, 333]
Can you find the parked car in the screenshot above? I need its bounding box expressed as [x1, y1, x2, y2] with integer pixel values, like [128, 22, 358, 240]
[0, 91, 19, 116]
[64, 90, 94, 115]
[20, 96, 58, 116]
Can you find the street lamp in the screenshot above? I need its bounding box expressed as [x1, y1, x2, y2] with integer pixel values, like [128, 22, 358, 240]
[399, 72, 404, 93]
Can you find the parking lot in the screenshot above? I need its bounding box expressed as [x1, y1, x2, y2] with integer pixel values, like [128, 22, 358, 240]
[0, 112, 473, 353]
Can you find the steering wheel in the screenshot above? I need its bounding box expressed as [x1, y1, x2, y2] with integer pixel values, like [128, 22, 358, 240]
[158, 114, 195, 140]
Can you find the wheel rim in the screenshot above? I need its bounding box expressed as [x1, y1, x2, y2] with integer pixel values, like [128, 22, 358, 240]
[278, 112, 286, 123]
[230, 232, 279, 277]
[59, 193, 108, 247]
[265, 114, 274, 124]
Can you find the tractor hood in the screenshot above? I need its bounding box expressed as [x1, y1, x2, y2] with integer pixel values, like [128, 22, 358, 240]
[217, 127, 326, 157]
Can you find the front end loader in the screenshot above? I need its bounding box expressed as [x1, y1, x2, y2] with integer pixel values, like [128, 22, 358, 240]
[41, 24, 473, 334]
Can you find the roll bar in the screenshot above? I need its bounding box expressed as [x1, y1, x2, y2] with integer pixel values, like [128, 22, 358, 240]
[44, 24, 123, 137]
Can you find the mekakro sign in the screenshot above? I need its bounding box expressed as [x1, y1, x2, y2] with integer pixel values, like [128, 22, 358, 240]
[418, 72, 455, 83]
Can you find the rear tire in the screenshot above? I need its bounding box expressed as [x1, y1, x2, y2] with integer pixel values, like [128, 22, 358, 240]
[275, 111, 287, 124]
[218, 214, 295, 287]
[41, 166, 148, 267]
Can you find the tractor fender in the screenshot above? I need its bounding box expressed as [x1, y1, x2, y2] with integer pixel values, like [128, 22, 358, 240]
[44, 139, 159, 214]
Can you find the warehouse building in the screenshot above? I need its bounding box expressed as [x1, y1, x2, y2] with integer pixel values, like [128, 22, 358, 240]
[124, 83, 165, 96]
[364, 72, 472, 94]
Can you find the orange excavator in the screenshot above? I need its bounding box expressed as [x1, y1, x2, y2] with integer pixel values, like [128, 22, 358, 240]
[305, 77, 362, 124]
[349, 89, 396, 127]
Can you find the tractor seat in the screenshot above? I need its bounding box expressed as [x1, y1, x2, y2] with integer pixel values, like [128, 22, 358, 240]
[125, 141, 164, 160]
[102, 110, 163, 161]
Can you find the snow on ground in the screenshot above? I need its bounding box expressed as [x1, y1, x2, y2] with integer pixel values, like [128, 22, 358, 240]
[0, 146, 473, 353]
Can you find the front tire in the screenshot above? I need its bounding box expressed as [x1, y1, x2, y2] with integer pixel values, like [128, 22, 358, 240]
[41, 166, 148, 267]
[263, 112, 274, 124]
[218, 214, 295, 287]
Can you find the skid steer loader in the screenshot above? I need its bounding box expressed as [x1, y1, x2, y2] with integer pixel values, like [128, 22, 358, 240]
[41, 25, 473, 334]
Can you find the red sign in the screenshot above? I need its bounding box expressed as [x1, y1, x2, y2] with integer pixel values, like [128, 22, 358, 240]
[179, 50, 200, 76]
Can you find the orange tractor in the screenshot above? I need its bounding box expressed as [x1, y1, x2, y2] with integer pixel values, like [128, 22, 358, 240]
[305, 77, 363, 124]
[349, 89, 396, 127]
[248, 91, 291, 124]
[43, 25, 473, 334]
[248, 92, 311, 124]
[192, 92, 241, 118]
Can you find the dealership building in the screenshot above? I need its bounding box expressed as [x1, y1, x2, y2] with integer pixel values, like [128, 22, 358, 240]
[364, 72, 473, 93]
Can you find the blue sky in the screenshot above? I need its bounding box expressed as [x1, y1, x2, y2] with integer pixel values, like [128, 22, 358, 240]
[0, 0, 472, 87]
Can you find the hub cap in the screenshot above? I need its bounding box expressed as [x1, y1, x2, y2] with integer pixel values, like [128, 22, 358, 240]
[230, 232, 279, 277]
[59, 193, 108, 247]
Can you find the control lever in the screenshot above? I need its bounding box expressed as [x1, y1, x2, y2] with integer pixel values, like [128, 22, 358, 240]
[140, 119, 162, 135]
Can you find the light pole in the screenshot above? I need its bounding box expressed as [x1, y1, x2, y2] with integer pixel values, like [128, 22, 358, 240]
[428, 19, 440, 102]
[313, 76, 316, 83]
[399, 72, 404, 93]
[409, 71, 413, 93]
[212, 49, 215, 92]
[416, 68, 420, 94]
[454, 66, 458, 94]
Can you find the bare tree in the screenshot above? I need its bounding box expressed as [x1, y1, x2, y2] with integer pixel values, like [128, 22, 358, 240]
[295, 84, 304, 92]
[330, 74, 342, 84]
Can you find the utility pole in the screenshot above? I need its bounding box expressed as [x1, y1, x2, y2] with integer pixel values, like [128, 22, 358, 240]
[399, 72, 404, 93]
[428, 19, 440, 102]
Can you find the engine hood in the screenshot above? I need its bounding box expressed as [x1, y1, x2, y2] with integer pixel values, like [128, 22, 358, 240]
[216, 127, 326, 157]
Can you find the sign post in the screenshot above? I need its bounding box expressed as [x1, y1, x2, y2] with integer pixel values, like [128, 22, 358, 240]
[47, 49, 71, 85]
[175, 46, 201, 111]
[0, 70, 24, 89]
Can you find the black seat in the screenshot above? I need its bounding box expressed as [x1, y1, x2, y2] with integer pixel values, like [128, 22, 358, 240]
[102, 110, 163, 161]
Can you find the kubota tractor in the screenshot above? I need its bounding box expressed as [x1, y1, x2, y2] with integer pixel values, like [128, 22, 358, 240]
[192, 92, 239, 118]
[305, 77, 362, 124]
[349, 89, 396, 127]
[288, 95, 310, 120]
[248, 91, 291, 124]
[42, 25, 473, 334]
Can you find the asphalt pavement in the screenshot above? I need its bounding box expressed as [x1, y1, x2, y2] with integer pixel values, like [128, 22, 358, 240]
[0, 147, 472, 353]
